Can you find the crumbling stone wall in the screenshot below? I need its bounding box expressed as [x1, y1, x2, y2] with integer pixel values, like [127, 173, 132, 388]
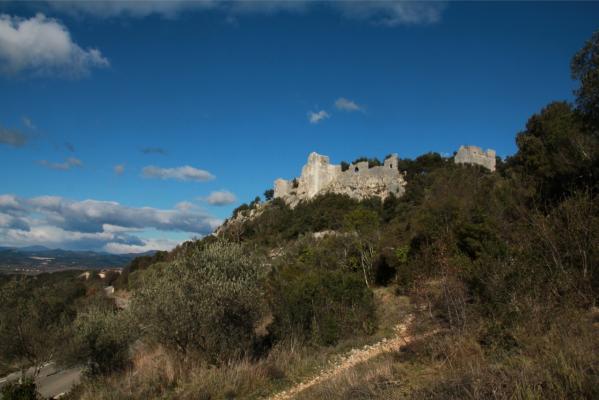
[273, 152, 406, 207]
[454, 145, 496, 171]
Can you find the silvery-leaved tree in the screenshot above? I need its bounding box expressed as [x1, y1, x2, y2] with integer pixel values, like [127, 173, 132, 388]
[0, 278, 71, 378]
[131, 240, 263, 365]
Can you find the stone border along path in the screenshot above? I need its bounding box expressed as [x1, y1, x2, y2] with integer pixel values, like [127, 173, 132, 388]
[268, 315, 415, 400]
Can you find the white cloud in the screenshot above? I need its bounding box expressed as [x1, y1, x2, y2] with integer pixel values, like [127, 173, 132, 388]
[202, 190, 237, 206]
[0, 194, 21, 210]
[308, 110, 330, 124]
[335, 97, 364, 112]
[103, 238, 180, 254]
[38, 156, 83, 170]
[335, 1, 446, 26]
[142, 165, 215, 182]
[0, 13, 109, 77]
[47, 0, 218, 19]
[114, 164, 125, 175]
[0, 125, 28, 147]
[0, 194, 223, 252]
[39, 1, 446, 26]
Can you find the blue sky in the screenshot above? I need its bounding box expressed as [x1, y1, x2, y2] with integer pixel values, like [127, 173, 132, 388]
[0, 1, 598, 253]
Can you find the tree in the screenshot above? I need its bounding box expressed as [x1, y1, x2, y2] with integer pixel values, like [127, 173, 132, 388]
[0, 277, 79, 377]
[250, 196, 261, 207]
[507, 102, 597, 202]
[343, 209, 380, 287]
[572, 30, 599, 128]
[264, 188, 274, 201]
[130, 241, 263, 364]
[66, 304, 134, 375]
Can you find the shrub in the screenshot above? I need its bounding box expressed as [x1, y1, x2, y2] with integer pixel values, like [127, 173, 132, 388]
[368, 158, 382, 168]
[130, 241, 263, 364]
[271, 268, 377, 346]
[0, 378, 39, 400]
[67, 304, 134, 375]
[264, 189, 274, 201]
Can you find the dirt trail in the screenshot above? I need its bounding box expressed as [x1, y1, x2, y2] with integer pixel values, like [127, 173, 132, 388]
[268, 315, 415, 400]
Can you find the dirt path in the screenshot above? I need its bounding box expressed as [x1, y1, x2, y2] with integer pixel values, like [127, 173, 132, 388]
[268, 315, 415, 400]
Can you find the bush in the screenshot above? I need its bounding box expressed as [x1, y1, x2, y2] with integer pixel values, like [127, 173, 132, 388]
[0, 378, 39, 400]
[264, 189, 274, 201]
[367, 158, 382, 168]
[271, 268, 377, 346]
[67, 304, 134, 375]
[130, 241, 264, 364]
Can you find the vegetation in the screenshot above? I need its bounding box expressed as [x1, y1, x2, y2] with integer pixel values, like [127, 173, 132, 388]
[130, 241, 263, 364]
[0, 378, 39, 400]
[264, 188, 275, 201]
[0, 272, 86, 377]
[67, 303, 134, 375]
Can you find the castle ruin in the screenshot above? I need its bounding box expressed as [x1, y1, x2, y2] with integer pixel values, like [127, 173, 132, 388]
[454, 145, 496, 171]
[274, 152, 406, 207]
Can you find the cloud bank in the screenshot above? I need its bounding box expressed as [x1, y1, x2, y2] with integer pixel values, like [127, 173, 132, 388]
[40, 1, 446, 26]
[142, 165, 215, 182]
[202, 190, 237, 206]
[0, 13, 109, 77]
[0, 194, 222, 253]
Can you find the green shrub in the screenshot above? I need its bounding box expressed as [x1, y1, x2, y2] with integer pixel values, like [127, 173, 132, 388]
[0, 378, 39, 400]
[130, 241, 264, 364]
[271, 268, 376, 346]
[67, 304, 134, 375]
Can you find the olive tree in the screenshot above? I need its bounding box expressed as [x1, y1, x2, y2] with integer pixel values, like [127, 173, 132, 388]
[0, 278, 74, 377]
[66, 304, 134, 375]
[130, 241, 263, 364]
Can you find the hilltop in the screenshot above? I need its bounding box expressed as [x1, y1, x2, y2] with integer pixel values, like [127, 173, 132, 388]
[1, 30, 598, 400]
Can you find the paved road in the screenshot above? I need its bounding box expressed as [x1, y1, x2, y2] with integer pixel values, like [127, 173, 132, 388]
[0, 362, 82, 399]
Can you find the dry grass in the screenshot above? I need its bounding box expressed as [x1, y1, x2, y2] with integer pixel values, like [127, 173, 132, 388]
[70, 338, 334, 400]
[273, 305, 599, 400]
[70, 285, 415, 400]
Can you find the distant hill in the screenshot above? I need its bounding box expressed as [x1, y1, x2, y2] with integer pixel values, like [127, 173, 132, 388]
[0, 246, 156, 273]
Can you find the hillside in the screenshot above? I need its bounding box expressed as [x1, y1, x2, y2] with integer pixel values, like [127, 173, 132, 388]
[1, 30, 598, 400]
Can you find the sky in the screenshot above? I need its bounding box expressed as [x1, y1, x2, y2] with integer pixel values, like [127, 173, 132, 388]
[0, 1, 598, 253]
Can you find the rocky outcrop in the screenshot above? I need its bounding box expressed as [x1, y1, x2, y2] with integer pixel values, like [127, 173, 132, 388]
[454, 145, 496, 171]
[274, 152, 406, 207]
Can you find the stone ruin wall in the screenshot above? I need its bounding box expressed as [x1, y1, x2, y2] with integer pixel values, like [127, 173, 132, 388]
[454, 145, 496, 171]
[274, 152, 406, 207]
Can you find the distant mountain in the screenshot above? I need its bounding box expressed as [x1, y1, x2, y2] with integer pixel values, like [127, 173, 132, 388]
[18, 245, 53, 252]
[0, 247, 156, 272]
